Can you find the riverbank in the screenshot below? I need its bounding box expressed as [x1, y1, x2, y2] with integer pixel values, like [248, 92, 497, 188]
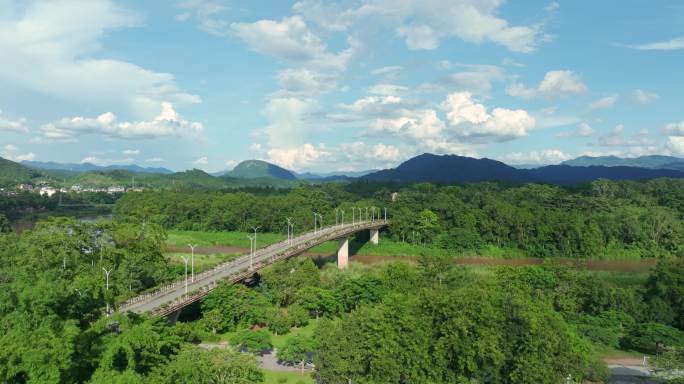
[166, 230, 659, 274]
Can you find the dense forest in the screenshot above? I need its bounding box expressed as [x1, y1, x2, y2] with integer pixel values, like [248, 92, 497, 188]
[2, 178, 684, 382]
[0, 214, 683, 382]
[114, 178, 684, 258]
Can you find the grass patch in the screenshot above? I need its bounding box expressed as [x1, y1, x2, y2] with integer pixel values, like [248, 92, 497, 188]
[167, 230, 286, 248]
[213, 322, 317, 349]
[272, 323, 317, 350]
[262, 369, 314, 384]
[166, 252, 240, 273]
[586, 271, 651, 287]
[593, 344, 650, 360]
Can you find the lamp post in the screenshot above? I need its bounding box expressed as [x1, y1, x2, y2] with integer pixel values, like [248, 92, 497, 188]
[384, 207, 387, 221]
[352, 206, 356, 224]
[287, 218, 294, 245]
[335, 208, 340, 225]
[102, 267, 112, 316]
[317, 213, 324, 230]
[252, 226, 260, 258]
[365, 207, 369, 221]
[180, 256, 189, 293]
[313, 212, 319, 234]
[187, 243, 197, 282]
[340, 210, 345, 225]
[286, 218, 291, 244]
[247, 235, 255, 270]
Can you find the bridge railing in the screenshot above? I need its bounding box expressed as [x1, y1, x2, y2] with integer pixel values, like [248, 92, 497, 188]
[118, 220, 389, 313]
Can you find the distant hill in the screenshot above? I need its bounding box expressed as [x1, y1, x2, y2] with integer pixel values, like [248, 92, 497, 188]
[297, 169, 378, 180]
[363, 153, 684, 184]
[522, 165, 684, 184]
[562, 155, 684, 171]
[22, 160, 174, 174]
[363, 153, 521, 183]
[0, 156, 45, 186]
[226, 160, 297, 180]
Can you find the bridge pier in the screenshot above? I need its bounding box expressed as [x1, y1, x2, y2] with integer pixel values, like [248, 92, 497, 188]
[370, 228, 379, 245]
[167, 308, 182, 325]
[337, 237, 349, 269]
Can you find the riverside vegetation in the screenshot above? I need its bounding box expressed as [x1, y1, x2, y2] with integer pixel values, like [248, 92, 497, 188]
[0, 179, 683, 383]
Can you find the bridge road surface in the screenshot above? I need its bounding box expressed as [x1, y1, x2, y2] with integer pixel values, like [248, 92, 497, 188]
[119, 220, 388, 317]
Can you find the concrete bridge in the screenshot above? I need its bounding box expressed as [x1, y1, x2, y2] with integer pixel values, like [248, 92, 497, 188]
[118, 220, 389, 318]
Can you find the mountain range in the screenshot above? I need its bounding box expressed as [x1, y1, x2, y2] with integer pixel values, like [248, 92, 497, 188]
[5, 154, 684, 189]
[21, 161, 174, 174]
[362, 153, 684, 184]
[212, 160, 377, 180]
[561, 155, 684, 171]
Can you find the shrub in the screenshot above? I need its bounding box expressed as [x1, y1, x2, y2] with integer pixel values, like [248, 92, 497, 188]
[573, 311, 635, 348]
[277, 336, 317, 365]
[230, 329, 272, 354]
[170, 322, 203, 343]
[621, 323, 684, 353]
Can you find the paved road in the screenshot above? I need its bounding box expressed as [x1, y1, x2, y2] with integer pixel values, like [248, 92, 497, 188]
[608, 365, 662, 384]
[119, 220, 388, 316]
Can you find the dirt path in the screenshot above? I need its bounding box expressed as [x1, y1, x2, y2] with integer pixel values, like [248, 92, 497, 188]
[605, 357, 647, 366]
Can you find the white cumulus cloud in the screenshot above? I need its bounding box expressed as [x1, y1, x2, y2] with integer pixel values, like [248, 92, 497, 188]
[440, 92, 536, 141]
[663, 121, 684, 136]
[0, 110, 28, 133]
[498, 149, 571, 165]
[628, 36, 684, 51]
[192, 156, 208, 165]
[267, 143, 331, 170]
[557, 122, 594, 137]
[632, 89, 659, 105]
[1, 144, 35, 162]
[507, 70, 588, 99]
[231, 16, 358, 71]
[0, 0, 199, 119]
[176, 0, 230, 36]
[666, 137, 684, 156]
[275, 68, 337, 97]
[296, 0, 542, 53]
[40, 102, 202, 141]
[588, 95, 618, 111]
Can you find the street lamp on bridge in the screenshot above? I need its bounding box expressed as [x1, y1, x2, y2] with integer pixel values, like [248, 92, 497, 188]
[314, 212, 323, 233]
[286, 218, 294, 245]
[187, 243, 197, 282]
[102, 266, 112, 316]
[252, 226, 260, 257]
[247, 235, 255, 270]
[179, 256, 189, 294]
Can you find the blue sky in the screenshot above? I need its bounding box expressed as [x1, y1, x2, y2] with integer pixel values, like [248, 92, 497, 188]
[1, 0, 683, 172]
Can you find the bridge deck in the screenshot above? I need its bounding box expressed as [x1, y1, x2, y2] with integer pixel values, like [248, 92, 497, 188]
[118, 220, 388, 317]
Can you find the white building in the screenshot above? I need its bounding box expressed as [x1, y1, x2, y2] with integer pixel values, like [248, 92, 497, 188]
[39, 187, 58, 197]
[107, 186, 125, 194]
